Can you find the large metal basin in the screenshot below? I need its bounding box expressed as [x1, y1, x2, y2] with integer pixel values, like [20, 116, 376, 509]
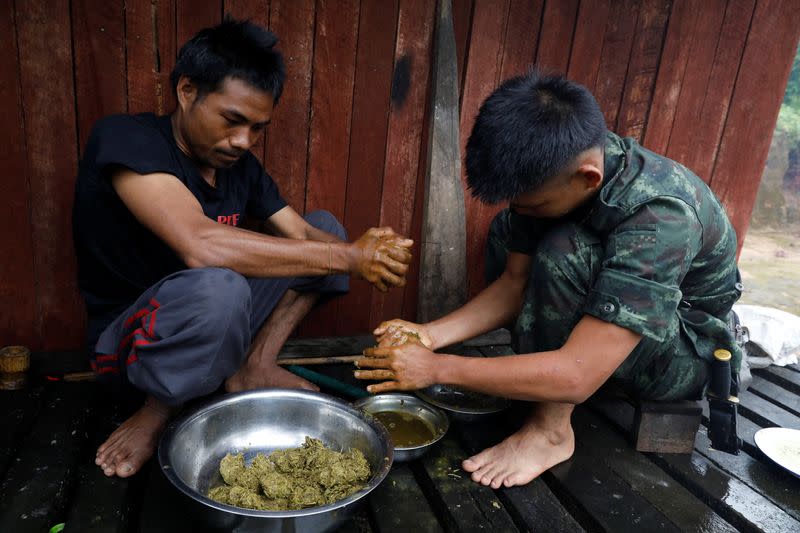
[158, 389, 393, 533]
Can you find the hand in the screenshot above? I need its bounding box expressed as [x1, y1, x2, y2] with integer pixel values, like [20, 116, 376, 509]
[374, 319, 435, 349]
[349, 227, 413, 292]
[354, 343, 439, 393]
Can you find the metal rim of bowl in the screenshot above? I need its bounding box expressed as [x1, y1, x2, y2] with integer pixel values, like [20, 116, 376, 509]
[414, 386, 510, 416]
[157, 388, 394, 518]
[352, 393, 450, 452]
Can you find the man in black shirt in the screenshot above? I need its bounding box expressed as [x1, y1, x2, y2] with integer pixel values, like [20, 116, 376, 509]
[72, 19, 412, 478]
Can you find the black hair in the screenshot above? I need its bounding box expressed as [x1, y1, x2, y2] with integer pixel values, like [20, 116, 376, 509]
[170, 17, 286, 103]
[465, 71, 607, 204]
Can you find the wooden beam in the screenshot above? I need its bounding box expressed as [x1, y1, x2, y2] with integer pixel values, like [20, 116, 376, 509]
[371, 0, 436, 324]
[709, 0, 800, 248]
[297, 0, 358, 337]
[16, 0, 84, 350]
[125, 0, 177, 115]
[337, 0, 399, 333]
[0, 0, 37, 347]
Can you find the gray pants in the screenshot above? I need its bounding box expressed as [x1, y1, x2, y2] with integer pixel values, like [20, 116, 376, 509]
[92, 210, 348, 406]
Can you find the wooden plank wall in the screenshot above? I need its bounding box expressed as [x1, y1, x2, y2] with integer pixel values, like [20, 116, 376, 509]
[1, 0, 798, 351]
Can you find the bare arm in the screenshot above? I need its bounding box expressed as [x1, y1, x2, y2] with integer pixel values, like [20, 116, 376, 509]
[358, 315, 642, 403]
[374, 252, 531, 349]
[263, 206, 346, 243]
[112, 169, 410, 282]
[426, 252, 531, 348]
[436, 316, 641, 402]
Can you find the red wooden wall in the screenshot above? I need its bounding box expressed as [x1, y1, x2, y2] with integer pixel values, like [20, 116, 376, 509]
[1, 0, 798, 351]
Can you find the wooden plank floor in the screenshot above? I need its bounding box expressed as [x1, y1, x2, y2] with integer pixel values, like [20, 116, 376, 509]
[1, 334, 799, 532]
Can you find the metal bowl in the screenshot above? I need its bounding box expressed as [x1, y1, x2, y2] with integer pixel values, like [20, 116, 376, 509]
[415, 384, 510, 422]
[158, 389, 393, 533]
[353, 393, 449, 462]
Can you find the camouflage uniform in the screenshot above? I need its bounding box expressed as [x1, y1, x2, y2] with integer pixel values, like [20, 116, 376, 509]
[486, 132, 743, 401]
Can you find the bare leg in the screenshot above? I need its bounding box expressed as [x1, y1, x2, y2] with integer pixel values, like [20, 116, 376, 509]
[96, 395, 177, 478]
[226, 289, 320, 392]
[462, 402, 575, 488]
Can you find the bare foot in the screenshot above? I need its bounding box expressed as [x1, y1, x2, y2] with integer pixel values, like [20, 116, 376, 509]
[95, 397, 172, 478]
[462, 416, 575, 488]
[225, 363, 319, 393]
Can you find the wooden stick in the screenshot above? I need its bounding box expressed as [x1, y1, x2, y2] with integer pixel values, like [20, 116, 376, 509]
[62, 371, 97, 382]
[277, 355, 362, 366]
[54, 356, 363, 382]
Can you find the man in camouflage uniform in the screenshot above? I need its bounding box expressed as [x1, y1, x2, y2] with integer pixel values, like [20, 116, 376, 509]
[354, 71, 743, 489]
[486, 131, 743, 401]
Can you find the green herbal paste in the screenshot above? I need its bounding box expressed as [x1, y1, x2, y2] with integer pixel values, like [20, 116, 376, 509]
[207, 436, 371, 511]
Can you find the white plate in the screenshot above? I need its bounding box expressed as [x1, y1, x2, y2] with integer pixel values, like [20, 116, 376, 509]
[754, 427, 800, 478]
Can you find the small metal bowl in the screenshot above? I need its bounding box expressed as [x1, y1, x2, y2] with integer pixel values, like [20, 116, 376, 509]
[158, 389, 393, 533]
[353, 393, 449, 462]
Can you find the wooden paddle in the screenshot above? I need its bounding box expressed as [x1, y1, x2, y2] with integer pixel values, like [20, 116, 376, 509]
[418, 0, 467, 323]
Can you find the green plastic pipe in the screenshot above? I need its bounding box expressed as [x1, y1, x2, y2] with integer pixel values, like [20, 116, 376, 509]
[286, 365, 370, 399]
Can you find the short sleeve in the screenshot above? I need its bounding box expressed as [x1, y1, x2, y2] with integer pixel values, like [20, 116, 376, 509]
[507, 211, 555, 254]
[583, 198, 702, 341]
[88, 115, 180, 179]
[244, 157, 288, 219]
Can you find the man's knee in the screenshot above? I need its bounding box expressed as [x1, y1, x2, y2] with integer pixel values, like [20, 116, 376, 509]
[514, 223, 602, 354]
[107, 268, 252, 406]
[178, 267, 251, 328]
[305, 209, 347, 241]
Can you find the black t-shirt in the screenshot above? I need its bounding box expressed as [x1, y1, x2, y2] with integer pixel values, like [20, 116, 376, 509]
[73, 113, 286, 343]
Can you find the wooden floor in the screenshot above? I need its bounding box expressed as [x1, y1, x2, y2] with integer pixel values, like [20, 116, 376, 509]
[1, 332, 799, 532]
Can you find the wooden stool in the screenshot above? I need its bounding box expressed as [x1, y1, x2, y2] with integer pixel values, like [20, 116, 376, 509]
[632, 400, 702, 454]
